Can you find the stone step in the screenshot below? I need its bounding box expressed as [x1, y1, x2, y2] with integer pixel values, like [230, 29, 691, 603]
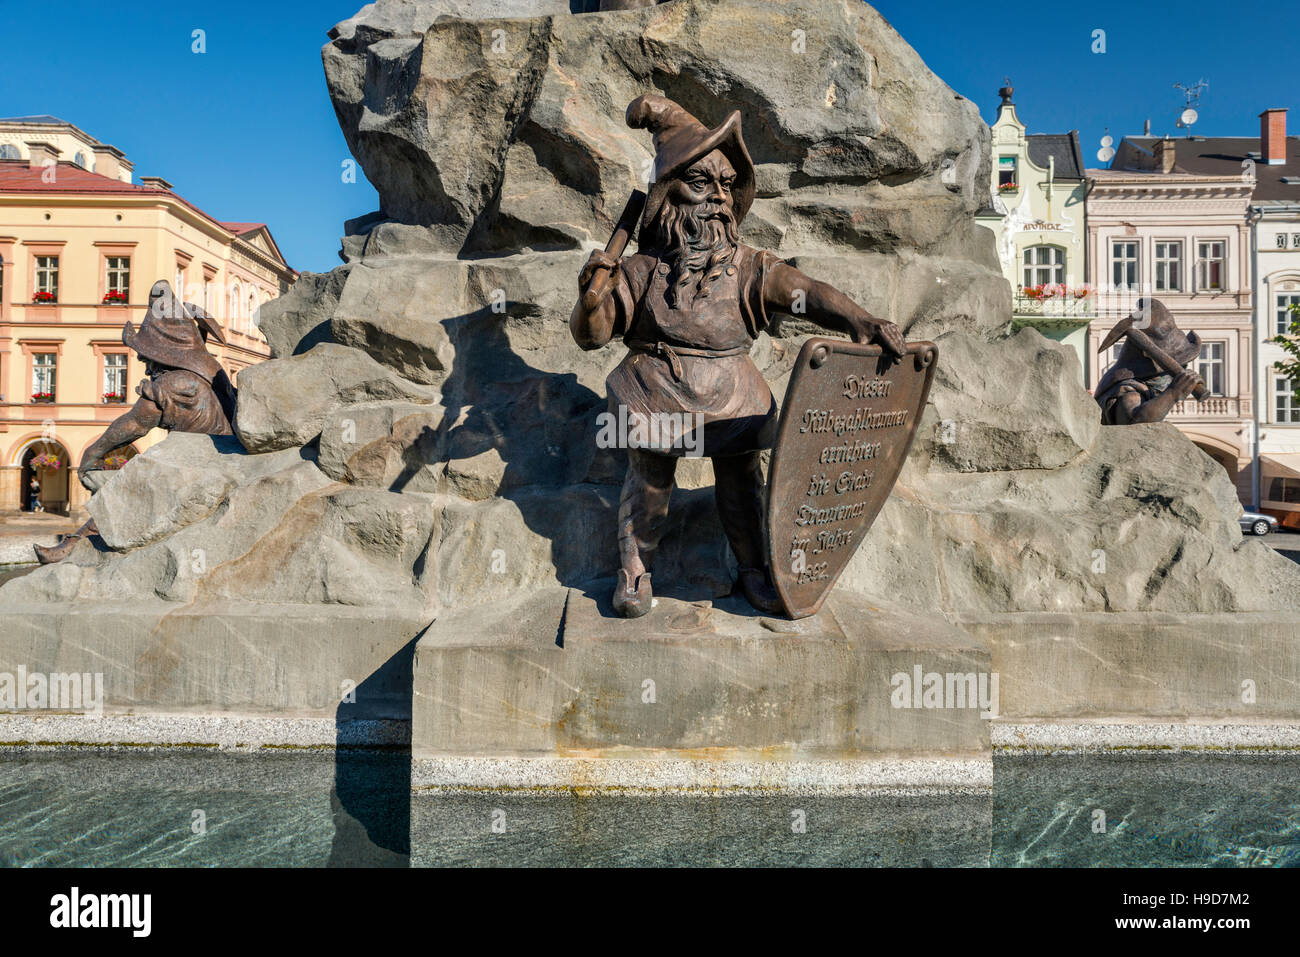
[961, 611, 1300, 721]
[0, 600, 427, 719]
[411, 584, 992, 759]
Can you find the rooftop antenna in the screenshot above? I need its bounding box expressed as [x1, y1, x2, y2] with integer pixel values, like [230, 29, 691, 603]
[1173, 79, 1208, 138]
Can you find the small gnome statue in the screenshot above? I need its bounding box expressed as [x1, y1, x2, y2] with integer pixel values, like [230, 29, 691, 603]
[1095, 298, 1205, 425]
[34, 280, 237, 564]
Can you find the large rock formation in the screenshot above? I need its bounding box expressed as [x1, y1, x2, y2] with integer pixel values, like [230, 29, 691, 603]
[5, 0, 1297, 628]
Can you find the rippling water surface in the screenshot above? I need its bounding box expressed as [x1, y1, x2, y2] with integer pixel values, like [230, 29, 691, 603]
[0, 749, 1295, 866]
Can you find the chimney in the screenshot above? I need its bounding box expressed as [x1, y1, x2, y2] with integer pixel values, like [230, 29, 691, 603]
[1154, 136, 1176, 173]
[1260, 108, 1287, 165]
[139, 175, 173, 190]
[25, 141, 59, 170]
[92, 144, 124, 181]
[1144, 118, 1151, 136]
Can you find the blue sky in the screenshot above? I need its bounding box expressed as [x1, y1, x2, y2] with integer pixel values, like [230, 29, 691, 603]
[1, 1, 1291, 274]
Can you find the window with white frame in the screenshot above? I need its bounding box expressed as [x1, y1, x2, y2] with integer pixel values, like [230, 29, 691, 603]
[1277, 293, 1300, 336]
[1195, 342, 1225, 396]
[175, 264, 186, 300]
[1111, 241, 1139, 289]
[32, 353, 56, 400]
[229, 283, 241, 330]
[998, 156, 1017, 190]
[1196, 241, 1226, 290]
[0, 144, 19, 160]
[1275, 377, 1300, 423]
[106, 256, 130, 298]
[35, 256, 58, 299]
[248, 291, 257, 327]
[1154, 241, 1182, 292]
[103, 353, 127, 403]
[1022, 246, 1065, 287]
[203, 277, 213, 313]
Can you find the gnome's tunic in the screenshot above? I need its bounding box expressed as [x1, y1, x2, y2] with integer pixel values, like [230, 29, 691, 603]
[607, 244, 782, 457]
[1094, 350, 1180, 426]
[139, 370, 235, 436]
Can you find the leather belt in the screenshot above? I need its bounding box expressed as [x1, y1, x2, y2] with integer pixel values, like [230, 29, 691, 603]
[626, 340, 749, 381]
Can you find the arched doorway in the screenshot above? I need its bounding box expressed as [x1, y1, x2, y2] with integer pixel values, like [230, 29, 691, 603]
[17, 438, 70, 514]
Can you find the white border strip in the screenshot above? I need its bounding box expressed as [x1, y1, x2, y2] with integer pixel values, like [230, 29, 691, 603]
[0, 712, 408, 749]
[410, 755, 992, 795]
[993, 720, 1300, 752]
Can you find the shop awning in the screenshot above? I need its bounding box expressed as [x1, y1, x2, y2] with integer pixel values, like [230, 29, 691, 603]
[1261, 453, 1300, 480]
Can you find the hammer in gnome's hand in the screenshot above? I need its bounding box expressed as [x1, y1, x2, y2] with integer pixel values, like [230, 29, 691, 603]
[34, 280, 238, 565]
[570, 93, 907, 618]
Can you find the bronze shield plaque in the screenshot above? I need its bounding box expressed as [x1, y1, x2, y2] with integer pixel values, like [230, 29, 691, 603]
[766, 338, 938, 619]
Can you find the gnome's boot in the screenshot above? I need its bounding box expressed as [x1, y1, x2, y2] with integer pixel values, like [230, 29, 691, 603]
[613, 450, 676, 618]
[33, 519, 97, 565]
[714, 452, 784, 615]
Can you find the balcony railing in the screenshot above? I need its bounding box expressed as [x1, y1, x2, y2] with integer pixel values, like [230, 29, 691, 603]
[1170, 396, 1239, 417]
[1014, 293, 1095, 318]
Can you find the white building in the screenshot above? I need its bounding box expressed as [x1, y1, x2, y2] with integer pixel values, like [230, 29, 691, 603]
[0, 115, 133, 183]
[1087, 136, 1255, 506]
[975, 85, 1091, 381]
[1095, 109, 1300, 518]
[1247, 110, 1300, 527]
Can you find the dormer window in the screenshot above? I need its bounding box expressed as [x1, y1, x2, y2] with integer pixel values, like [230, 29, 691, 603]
[998, 156, 1018, 191]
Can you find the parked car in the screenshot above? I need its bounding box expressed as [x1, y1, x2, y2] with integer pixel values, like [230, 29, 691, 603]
[1240, 511, 1279, 536]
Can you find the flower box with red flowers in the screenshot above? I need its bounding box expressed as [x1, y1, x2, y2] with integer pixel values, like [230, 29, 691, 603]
[102, 290, 128, 305]
[31, 291, 56, 304]
[102, 392, 126, 403]
[997, 182, 1019, 192]
[30, 392, 54, 403]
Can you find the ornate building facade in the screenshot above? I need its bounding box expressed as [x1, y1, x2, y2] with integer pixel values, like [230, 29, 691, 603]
[975, 85, 1092, 381]
[1086, 135, 1255, 506]
[0, 117, 296, 515]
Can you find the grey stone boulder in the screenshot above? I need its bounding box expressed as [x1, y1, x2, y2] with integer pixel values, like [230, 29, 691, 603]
[917, 328, 1100, 473]
[323, 0, 991, 259]
[330, 260, 459, 385]
[235, 343, 438, 453]
[257, 268, 348, 359]
[841, 423, 1300, 616]
[317, 400, 445, 490]
[88, 434, 312, 551]
[195, 484, 438, 612]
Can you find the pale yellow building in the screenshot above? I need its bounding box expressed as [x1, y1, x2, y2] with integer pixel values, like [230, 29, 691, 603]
[0, 117, 296, 515]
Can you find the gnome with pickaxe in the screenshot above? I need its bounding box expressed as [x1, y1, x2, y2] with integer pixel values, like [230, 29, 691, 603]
[1094, 297, 1207, 425]
[570, 94, 906, 617]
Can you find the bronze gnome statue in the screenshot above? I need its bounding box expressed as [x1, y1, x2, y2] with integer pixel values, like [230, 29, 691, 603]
[570, 94, 907, 617]
[34, 280, 237, 564]
[1095, 298, 1206, 425]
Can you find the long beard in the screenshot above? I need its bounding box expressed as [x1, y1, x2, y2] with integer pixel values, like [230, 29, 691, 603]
[646, 201, 739, 309]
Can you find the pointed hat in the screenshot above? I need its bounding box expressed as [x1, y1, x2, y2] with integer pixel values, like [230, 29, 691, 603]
[122, 280, 223, 382]
[1098, 298, 1201, 366]
[626, 93, 756, 231]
